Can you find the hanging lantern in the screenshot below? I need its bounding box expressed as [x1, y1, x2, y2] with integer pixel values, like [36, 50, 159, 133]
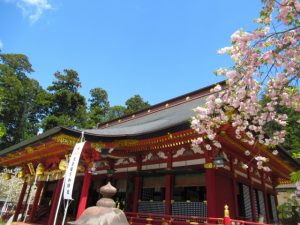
[213, 154, 225, 168]
[3, 173, 11, 180]
[36, 163, 45, 176]
[17, 170, 24, 178]
[59, 159, 67, 171]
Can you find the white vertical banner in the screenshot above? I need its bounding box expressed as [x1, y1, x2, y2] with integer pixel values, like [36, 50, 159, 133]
[64, 141, 85, 200]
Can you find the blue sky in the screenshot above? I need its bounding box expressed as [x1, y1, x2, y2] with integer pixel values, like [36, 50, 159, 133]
[0, 0, 262, 106]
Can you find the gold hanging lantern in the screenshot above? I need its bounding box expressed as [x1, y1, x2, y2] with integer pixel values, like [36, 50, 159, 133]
[36, 163, 45, 176]
[17, 170, 24, 178]
[3, 173, 11, 180]
[59, 159, 67, 171]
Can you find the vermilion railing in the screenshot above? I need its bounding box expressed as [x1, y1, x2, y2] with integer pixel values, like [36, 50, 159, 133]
[125, 205, 272, 225]
[126, 212, 222, 225]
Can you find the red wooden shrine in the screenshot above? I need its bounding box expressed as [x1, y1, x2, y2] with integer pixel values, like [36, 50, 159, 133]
[0, 83, 299, 225]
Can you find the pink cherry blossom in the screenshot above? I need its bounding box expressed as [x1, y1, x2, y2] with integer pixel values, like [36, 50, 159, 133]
[191, 0, 299, 173]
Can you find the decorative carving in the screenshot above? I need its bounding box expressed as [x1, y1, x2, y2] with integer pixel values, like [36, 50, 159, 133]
[157, 151, 167, 159]
[114, 139, 139, 148]
[129, 157, 136, 163]
[173, 148, 186, 158]
[191, 145, 203, 154]
[115, 157, 136, 166]
[52, 134, 78, 146]
[25, 147, 34, 153]
[142, 153, 153, 162]
[91, 142, 105, 149]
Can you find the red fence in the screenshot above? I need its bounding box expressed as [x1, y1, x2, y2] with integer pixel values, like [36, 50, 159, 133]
[125, 205, 272, 225]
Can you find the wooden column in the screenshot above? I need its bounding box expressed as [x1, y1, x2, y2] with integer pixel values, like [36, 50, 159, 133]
[47, 179, 63, 225]
[29, 181, 44, 222]
[132, 155, 142, 212]
[165, 150, 173, 215]
[13, 181, 28, 221]
[205, 168, 217, 217]
[230, 156, 238, 219]
[76, 170, 92, 219]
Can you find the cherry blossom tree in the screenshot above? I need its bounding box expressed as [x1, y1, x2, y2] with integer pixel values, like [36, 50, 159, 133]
[192, 0, 300, 219]
[191, 0, 299, 172]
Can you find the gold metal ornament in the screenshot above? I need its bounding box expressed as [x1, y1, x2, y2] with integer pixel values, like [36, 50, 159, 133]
[204, 162, 214, 169]
[59, 159, 67, 171]
[36, 163, 45, 176]
[3, 173, 11, 180]
[224, 205, 230, 217]
[17, 170, 24, 178]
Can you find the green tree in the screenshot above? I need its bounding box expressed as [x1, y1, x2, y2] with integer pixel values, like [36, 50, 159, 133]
[42, 69, 87, 130]
[0, 54, 50, 148]
[87, 88, 110, 128]
[0, 87, 5, 138]
[0, 53, 33, 77]
[105, 105, 127, 121]
[262, 87, 300, 155]
[125, 95, 150, 114]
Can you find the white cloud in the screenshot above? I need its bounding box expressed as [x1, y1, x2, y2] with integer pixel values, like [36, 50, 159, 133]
[0, 40, 3, 50]
[3, 0, 52, 23]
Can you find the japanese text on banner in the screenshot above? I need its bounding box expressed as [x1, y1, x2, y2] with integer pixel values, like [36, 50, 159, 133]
[64, 141, 85, 200]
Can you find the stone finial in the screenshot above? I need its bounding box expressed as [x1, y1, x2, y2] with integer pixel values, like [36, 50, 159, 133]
[70, 181, 129, 225]
[100, 181, 117, 198]
[96, 182, 117, 208]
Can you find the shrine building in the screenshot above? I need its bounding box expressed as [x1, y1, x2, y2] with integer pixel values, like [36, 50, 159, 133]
[0, 82, 299, 225]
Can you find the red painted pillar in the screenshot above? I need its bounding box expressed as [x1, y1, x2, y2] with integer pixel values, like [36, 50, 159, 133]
[165, 150, 173, 215]
[132, 177, 142, 212]
[47, 179, 63, 225]
[230, 156, 238, 219]
[76, 171, 91, 219]
[165, 175, 172, 215]
[29, 181, 44, 222]
[132, 155, 142, 213]
[13, 181, 28, 221]
[205, 168, 217, 217]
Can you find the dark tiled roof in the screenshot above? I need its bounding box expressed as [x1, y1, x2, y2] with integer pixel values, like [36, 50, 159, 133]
[84, 96, 206, 137]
